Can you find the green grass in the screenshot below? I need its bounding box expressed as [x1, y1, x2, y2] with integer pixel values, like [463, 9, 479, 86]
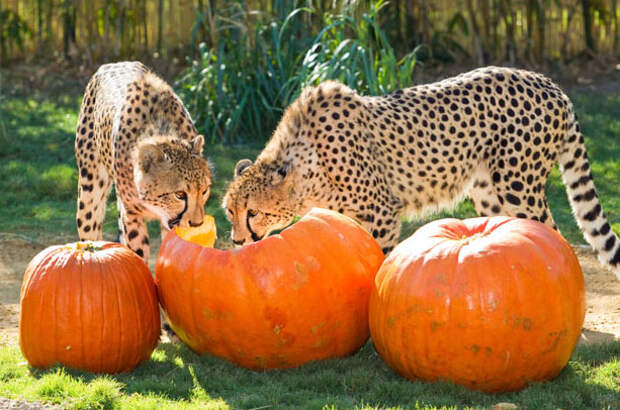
[0, 341, 618, 409]
[1, 83, 618, 245]
[0, 90, 261, 244]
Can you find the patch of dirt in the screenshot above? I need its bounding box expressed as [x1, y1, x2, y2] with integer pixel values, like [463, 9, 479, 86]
[0, 398, 61, 409]
[1, 238, 618, 346]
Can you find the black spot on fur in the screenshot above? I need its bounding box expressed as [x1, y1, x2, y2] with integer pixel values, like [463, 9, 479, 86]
[600, 223, 611, 235]
[604, 235, 616, 251]
[505, 193, 521, 206]
[610, 247, 620, 266]
[583, 204, 601, 221]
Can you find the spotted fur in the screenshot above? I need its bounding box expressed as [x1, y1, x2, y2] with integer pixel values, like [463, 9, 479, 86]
[224, 66, 619, 278]
[75, 62, 211, 260]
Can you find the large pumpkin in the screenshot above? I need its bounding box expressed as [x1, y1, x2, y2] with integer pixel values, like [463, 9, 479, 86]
[20, 242, 161, 373]
[155, 208, 384, 370]
[369, 217, 585, 393]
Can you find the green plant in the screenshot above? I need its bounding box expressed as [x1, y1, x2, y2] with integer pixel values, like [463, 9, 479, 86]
[176, 1, 312, 145]
[0, 9, 31, 64]
[175, 0, 423, 145]
[297, 0, 421, 95]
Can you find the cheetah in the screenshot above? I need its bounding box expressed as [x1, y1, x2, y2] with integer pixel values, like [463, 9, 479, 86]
[223, 66, 619, 278]
[75, 62, 211, 260]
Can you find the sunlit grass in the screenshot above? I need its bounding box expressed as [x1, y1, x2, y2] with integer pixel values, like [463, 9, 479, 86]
[1, 84, 618, 247]
[0, 341, 618, 409]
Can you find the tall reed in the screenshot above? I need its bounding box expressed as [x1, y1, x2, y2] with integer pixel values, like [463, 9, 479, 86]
[175, 0, 422, 144]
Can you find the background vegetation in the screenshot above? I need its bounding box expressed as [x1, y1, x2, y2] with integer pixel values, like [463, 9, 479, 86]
[2, 0, 620, 143]
[0, 0, 619, 244]
[2, 0, 619, 64]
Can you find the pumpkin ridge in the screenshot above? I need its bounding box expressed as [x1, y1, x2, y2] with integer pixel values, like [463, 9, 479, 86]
[95, 250, 105, 372]
[78, 250, 86, 368]
[110, 254, 126, 373]
[189, 245, 200, 353]
[51, 252, 61, 368]
[121, 252, 143, 369]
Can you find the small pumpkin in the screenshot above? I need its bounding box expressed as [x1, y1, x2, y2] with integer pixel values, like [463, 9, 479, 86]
[20, 242, 160, 373]
[156, 208, 384, 370]
[369, 217, 585, 393]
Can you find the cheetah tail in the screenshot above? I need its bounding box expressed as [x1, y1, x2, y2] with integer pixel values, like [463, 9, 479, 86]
[559, 111, 620, 280]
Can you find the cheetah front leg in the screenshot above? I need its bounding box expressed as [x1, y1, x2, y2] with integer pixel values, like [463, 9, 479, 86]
[76, 162, 112, 241]
[117, 201, 151, 260]
[353, 207, 402, 255]
[375, 218, 402, 255]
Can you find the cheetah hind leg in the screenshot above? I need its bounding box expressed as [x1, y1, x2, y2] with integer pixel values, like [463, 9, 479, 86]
[468, 171, 556, 228]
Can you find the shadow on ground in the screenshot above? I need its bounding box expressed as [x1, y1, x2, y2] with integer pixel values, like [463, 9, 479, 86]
[21, 339, 619, 409]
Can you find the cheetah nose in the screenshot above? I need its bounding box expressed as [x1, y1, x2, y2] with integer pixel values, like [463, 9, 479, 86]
[189, 219, 204, 227]
[233, 238, 246, 246]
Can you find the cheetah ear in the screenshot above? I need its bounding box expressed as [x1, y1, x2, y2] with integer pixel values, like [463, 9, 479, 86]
[190, 134, 204, 155]
[269, 161, 292, 186]
[234, 159, 253, 178]
[138, 144, 167, 174]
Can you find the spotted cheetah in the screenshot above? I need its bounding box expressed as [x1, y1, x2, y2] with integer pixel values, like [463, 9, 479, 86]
[75, 62, 211, 260]
[223, 66, 619, 278]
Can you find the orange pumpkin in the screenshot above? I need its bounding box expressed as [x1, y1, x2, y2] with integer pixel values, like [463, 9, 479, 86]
[369, 217, 585, 393]
[155, 208, 384, 370]
[19, 242, 161, 373]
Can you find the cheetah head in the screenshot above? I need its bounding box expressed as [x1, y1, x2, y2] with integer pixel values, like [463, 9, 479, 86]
[222, 158, 303, 246]
[133, 135, 211, 230]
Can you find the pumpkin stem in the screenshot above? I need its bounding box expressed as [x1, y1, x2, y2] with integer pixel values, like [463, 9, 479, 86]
[458, 232, 486, 245]
[75, 242, 103, 252]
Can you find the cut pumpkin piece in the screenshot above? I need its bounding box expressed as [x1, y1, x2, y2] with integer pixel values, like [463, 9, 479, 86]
[175, 215, 217, 247]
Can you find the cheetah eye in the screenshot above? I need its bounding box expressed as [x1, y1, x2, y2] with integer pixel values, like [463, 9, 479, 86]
[248, 209, 259, 217]
[175, 191, 187, 200]
[227, 208, 234, 216]
[202, 189, 209, 196]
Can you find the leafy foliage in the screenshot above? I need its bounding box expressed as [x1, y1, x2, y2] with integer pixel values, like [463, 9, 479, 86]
[175, 0, 422, 144]
[0, 9, 31, 56]
[298, 0, 422, 95]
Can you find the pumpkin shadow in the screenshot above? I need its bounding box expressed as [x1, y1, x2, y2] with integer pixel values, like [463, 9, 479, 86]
[579, 328, 618, 345]
[27, 339, 620, 408]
